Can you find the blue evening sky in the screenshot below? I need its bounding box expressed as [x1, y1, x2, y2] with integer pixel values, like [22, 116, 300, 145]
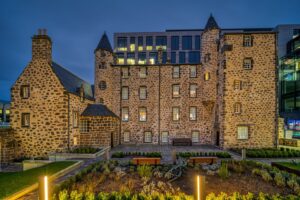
[0, 0, 300, 101]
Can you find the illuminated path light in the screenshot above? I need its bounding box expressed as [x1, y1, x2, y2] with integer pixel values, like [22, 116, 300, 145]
[39, 175, 50, 200]
[195, 175, 206, 200]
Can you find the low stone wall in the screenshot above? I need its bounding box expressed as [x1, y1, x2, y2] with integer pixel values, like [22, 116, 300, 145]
[0, 128, 16, 164]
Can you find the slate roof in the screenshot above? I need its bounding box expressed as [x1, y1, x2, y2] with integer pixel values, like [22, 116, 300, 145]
[51, 62, 94, 101]
[204, 14, 219, 31]
[95, 32, 113, 53]
[81, 104, 118, 118]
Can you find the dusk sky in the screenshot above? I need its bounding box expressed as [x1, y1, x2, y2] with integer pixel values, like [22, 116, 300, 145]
[1, 0, 300, 101]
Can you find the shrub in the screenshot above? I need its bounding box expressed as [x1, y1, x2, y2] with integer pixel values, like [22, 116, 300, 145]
[71, 147, 100, 154]
[218, 162, 230, 179]
[251, 168, 261, 176]
[58, 190, 69, 200]
[261, 170, 273, 182]
[137, 165, 153, 178]
[70, 190, 83, 200]
[274, 172, 286, 187]
[287, 176, 299, 190]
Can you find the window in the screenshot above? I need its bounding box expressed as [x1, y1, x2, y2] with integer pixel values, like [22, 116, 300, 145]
[139, 107, 147, 121]
[122, 107, 129, 122]
[204, 53, 211, 63]
[99, 62, 106, 69]
[190, 66, 197, 77]
[162, 52, 167, 64]
[20, 85, 30, 99]
[190, 84, 197, 97]
[146, 36, 153, 50]
[189, 107, 197, 121]
[124, 131, 130, 142]
[99, 98, 104, 104]
[139, 67, 147, 78]
[73, 137, 78, 146]
[117, 37, 127, 51]
[173, 66, 180, 78]
[73, 111, 79, 128]
[189, 51, 200, 64]
[182, 36, 192, 50]
[99, 81, 107, 90]
[171, 52, 176, 64]
[243, 35, 253, 47]
[139, 86, 147, 100]
[234, 80, 242, 90]
[138, 36, 143, 51]
[195, 36, 201, 50]
[237, 126, 249, 140]
[234, 103, 242, 114]
[179, 52, 186, 64]
[161, 131, 168, 143]
[127, 53, 135, 65]
[122, 87, 129, 100]
[21, 113, 30, 127]
[172, 107, 180, 121]
[149, 52, 157, 64]
[171, 36, 179, 50]
[243, 58, 253, 70]
[138, 52, 146, 64]
[172, 84, 180, 98]
[116, 53, 124, 64]
[192, 131, 199, 143]
[156, 36, 167, 50]
[130, 37, 135, 52]
[122, 67, 129, 78]
[144, 131, 152, 143]
[204, 72, 210, 81]
[80, 120, 89, 133]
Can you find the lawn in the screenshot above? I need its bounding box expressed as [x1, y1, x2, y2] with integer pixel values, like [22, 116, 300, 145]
[276, 162, 300, 171]
[0, 161, 76, 199]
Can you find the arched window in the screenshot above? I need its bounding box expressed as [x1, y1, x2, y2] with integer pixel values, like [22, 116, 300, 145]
[99, 81, 107, 90]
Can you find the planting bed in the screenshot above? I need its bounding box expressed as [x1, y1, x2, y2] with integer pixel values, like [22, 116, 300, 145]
[53, 160, 300, 199]
[232, 148, 300, 158]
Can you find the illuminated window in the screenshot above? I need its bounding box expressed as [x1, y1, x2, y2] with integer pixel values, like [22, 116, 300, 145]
[234, 80, 242, 90]
[144, 131, 152, 143]
[117, 37, 127, 51]
[190, 65, 197, 77]
[189, 107, 197, 121]
[139, 86, 147, 100]
[237, 126, 249, 140]
[243, 58, 253, 70]
[73, 137, 78, 145]
[161, 131, 168, 143]
[172, 107, 180, 121]
[139, 67, 147, 78]
[130, 37, 135, 52]
[138, 52, 146, 64]
[173, 66, 180, 78]
[149, 52, 157, 64]
[80, 120, 89, 133]
[5, 110, 10, 115]
[171, 36, 179, 50]
[124, 131, 130, 142]
[21, 85, 30, 99]
[192, 131, 199, 142]
[204, 72, 210, 81]
[243, 35, 253, 47]
[234, 103, 242, 114]
[122, 107, 129, 122]
[116, 53, 124, 65]
[146, 36, 153, 51]
[21, 113, 30, 127]
[73, 111, 79, 128]
[99, 81, 107, 90]
[122, 67, 129, 78]
[122, 87, 129, 100]
[138, 36, 143, 51]
[139, 107, 147, 122]
[182, 36, 192, 50]
[156, 36, 167, 50]
[190, 84, 197, 98]
[172, 84, 180, 98]
[127, 53, 135, 65]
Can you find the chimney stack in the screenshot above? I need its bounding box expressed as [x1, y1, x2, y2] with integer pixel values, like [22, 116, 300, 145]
[32, 29, 52, 63]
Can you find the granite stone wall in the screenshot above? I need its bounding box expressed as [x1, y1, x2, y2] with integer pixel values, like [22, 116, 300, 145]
[0, 128, 16, 164]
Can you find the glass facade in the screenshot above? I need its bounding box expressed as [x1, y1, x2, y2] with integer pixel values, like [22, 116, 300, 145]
[179, 52, 185, 64]
[195, 36, 201, 50]
[149, 52, 158, 64]
[182, 36, 192, 50]
[117, 37, 127, 51]
[171, 52, 176, 64]
[188, 51, 200, 64]
[138, 52, 146, 64]
[146, 36, 153, 50]
[156, 36, 167, 50]
[138, 36, 143, 51]
[171, 36, 179, 50]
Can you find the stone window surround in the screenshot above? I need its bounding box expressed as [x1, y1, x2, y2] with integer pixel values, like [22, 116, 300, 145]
[21, 113, 30, 127]
[139, 86, 147, 100]
[20, 85, 30, 99]
[189, 84, 197, 98]
[234, 102, 242, 114]
[243, 35, 253, 47]
[161, 131, 169, 143]
[123, 131, 130, 142]
[121, 67, 130, 79]
[139, 107, 147, 122]
[172, 66, 180, 78]
[144, 131, 152, 143]
[139, 66, 148, 78]
[122, 86, 129, 100]
[234, 80, 242, 90]
[237, 125, 249, 140]
[172, 84, 180, 98]
[122, 107, 129, 122]
[191, 130, 200, 143]
[172, 107, 180, 121]
[189, 65, 197, 78]
[189, 106, 197, 121]
[243, 58, 253, 70]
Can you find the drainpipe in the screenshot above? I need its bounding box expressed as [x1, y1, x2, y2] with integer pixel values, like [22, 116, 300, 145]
[158, 64, 161, 145]
[67, 93, 70, 152]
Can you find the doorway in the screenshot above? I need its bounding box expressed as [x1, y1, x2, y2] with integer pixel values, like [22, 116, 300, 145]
[216, 131, 220, 146]
[110, 132, 114, 148]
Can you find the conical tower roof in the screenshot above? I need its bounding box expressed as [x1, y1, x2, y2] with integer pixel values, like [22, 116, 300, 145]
[204, 14, 219, 31]
[95, 32, 113, 53]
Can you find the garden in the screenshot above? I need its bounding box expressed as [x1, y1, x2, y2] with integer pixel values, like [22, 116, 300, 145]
[52, 158, 300, 200]
[232, 148, 300, 158]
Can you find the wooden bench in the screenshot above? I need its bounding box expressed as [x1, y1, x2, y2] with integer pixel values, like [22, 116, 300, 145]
[132, 157, 161, 165]
[172, 138, 192, 146]
[188, 157, 218, 165]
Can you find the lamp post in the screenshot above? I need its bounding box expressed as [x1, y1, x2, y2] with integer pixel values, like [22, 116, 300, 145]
[39, 176, 49, 200]
[195, 175, 206, 200]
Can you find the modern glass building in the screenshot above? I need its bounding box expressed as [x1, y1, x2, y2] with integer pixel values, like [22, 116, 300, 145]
[279, 34, 300, 139]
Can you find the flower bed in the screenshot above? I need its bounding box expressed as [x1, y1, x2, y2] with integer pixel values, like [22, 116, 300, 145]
[70, 147, 102, 154]
[111, 151, 162, 158]
[177, 151, 231, 158]
[233, 148, 300, 158]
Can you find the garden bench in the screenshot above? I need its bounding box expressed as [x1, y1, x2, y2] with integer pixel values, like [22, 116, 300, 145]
[188, 156, 218, 165]
[172, 138, 192, 146]
[132, 157, 161, 165]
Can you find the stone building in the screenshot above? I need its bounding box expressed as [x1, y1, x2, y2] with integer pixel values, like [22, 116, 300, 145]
[95, 15, 277, 148]
[10, 30, 119, 158]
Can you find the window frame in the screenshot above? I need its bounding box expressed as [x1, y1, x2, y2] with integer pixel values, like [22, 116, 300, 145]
[21, 113, 30, 127]
[20, 85, 30, 99]
[99, 81, 107, 90]
[144, 131, 152, 143]
[243, 35, 253, 47]
[123, 131, 130, 142]
[172, 107, 180, 121]
[189, 106, 197, 121]
[234, 80, 242, 90]
[139, 86, 147, 100]
[139, 66, 148, 78]
[172, 84, 180, 98]
[73, 111, 79, 128]
[122, 107, 129, 122]
[189, 84, 197, 98]
[234, 103, 242, 114]
[121, 67, 130, 79]
[172, 66, 180, 78]
[121, 86, 129, 100]
[190, 65, 197, 78]
[237, 126, 249, 140]
[191, 131, 200, 143]
[243, 58, 253, 70]
[161, 131, 169, 143]
[80, 119, 90, 133]
[139, 107, 147, 122]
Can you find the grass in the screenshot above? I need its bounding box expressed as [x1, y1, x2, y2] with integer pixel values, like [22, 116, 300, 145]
[276, 162, 300, 171]
[0, 161, 76, 199]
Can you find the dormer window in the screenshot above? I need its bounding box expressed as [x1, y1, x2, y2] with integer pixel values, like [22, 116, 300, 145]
[20, 85, 30, 99]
